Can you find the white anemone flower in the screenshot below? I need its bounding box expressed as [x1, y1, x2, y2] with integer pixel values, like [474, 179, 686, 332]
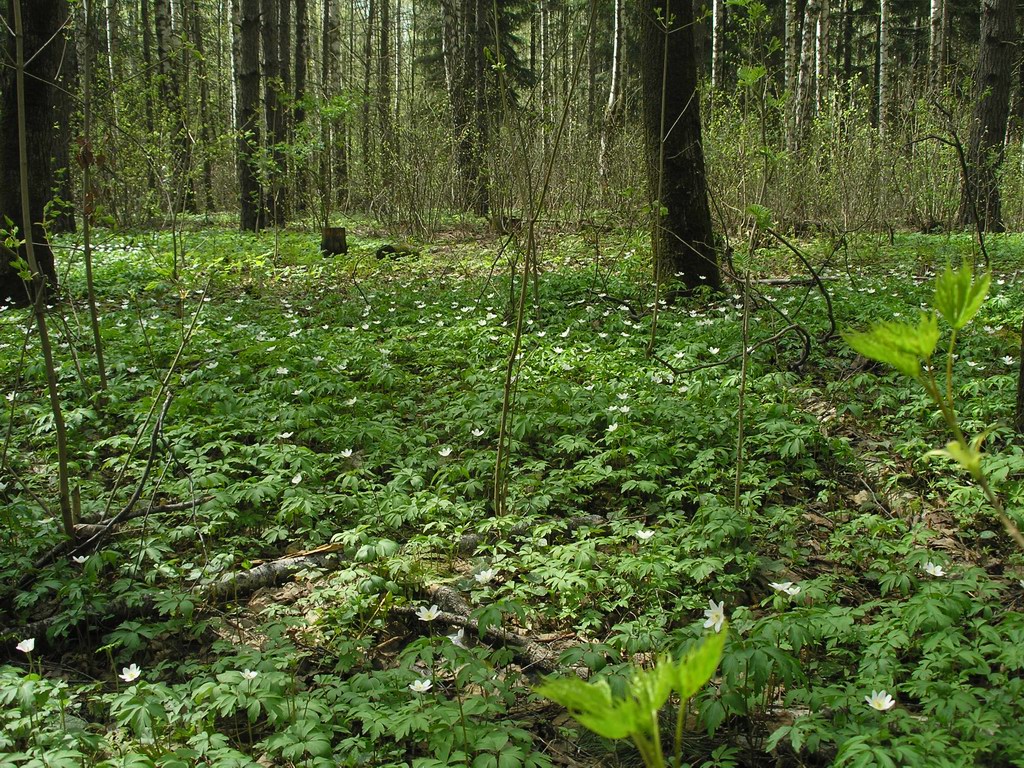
[240, 669, 259, 681]
[703, 599, 726, 633]
[769, 581, 801, 596]
[474, 568, 498, 585]
[409, 678, 433, 693]
[416, 604, 442, 622]
[16, 638, 34, 654]
[635, 529, 655, 541]
[923, 562, 946, 577]
[120, 663, 142, 683]
[865, 690, 896, 711]
[447, 629, 467, 648]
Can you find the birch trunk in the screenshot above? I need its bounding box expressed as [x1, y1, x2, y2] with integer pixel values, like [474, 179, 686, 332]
[597, 0, 622, 185]
[816, 0, 830, 113]
[785, 0, 799, 149]
[929, 0, 944, 91]
[878, 0, 892, 136]
[796, 0, 819, 143]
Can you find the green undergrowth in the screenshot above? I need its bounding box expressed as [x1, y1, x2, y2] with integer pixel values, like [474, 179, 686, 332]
[1, 226, 1023, 767]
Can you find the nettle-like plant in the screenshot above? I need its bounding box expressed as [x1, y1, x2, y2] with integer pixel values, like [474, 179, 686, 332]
[845, 263, 1024, 549]
[536, 630, 726, 768]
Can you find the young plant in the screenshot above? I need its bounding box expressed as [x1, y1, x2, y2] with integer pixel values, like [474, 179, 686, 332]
[845, 262, 1024, 549]
[535, 629, 726, 768]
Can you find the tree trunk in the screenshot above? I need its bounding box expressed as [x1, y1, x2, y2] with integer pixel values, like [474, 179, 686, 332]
[277, 0, 291, 220]
[262, 0, 284, 224]
[877, 0, 892, 136]
[141, 0, 157, 192]
[379, 0, 395, 212]
[0, 0, 64, 306]
[597, 0, 623, 185]
[784, 0, 799, 149]
[361, 0, 376, 193]
[293, 0, 308, 213]
[929, 0, 944, 91]
[639, 0, 719, 292]
[711, 0, 725, 90]
[237, 0, 264, 231]
[959, 0, 1015, 233]
[190, 0, 215, 212]
[816, 0, 830, 112]
[796, 0, 819, 143]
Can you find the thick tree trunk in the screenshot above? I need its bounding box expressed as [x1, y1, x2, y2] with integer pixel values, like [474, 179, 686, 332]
[262, 0, 284, 224]
[639, 0, 719, 292]
[959, 0, 1015, 232]
[237, 0, 264, 231]
[0, 0, 64, 306]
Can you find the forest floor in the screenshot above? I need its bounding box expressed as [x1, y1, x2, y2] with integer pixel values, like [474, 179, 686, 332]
[1, 223, 1024, 768]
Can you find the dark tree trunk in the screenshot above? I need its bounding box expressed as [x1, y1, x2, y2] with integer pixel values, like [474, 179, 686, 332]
[639, 0, 719, 291]
[262, 0, 284, 225]
[959, 0, 1015, 233]
[293, 0, 308, 213]
[450, 0, 488, 217]
[141, 0, 157, 192]
[277, 0, 290, 219]
[190, 0, 216, 212]
[155, 0, 192, 211]
[0, 0, 65, 306]
[238, 0, 264, 231]
[379, 0, 395, 211]
[50, 4, 77, 235]
[361, 0, 376, 193]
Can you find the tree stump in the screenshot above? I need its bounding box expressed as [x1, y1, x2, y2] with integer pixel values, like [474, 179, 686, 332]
[320, 227, 347, 255]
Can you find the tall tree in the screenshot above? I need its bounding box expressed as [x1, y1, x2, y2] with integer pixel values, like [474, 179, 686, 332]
[379, 0, 396, 208]
[639, 0, 720, 291]
[816, 0, 830, 112]
[796, 0, 820, 142]
[0, 0, 65, 305]
[293, 0, 308, 213]
[959, 0, 1015, 232]
[262, 0, 285, 224]
[929, 0, 945, 91]
[155, 0, 190, 207]
[237, 0, 264, 230]
[877, 0, 893, 135]
[711, 0, 725, 89]
[597, 0, 623, 184]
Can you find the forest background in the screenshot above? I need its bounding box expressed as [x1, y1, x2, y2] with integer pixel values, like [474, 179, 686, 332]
[3, 0, 1024, 767]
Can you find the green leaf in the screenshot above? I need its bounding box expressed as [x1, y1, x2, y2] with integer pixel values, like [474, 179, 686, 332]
[933, 263, 989, 330]
[926, 432, 989, 479]
[844, 312, 939, 380]
[674, 629, 727, 701]
[746, 204, 772, 230]
[534, 676, 637, 740]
